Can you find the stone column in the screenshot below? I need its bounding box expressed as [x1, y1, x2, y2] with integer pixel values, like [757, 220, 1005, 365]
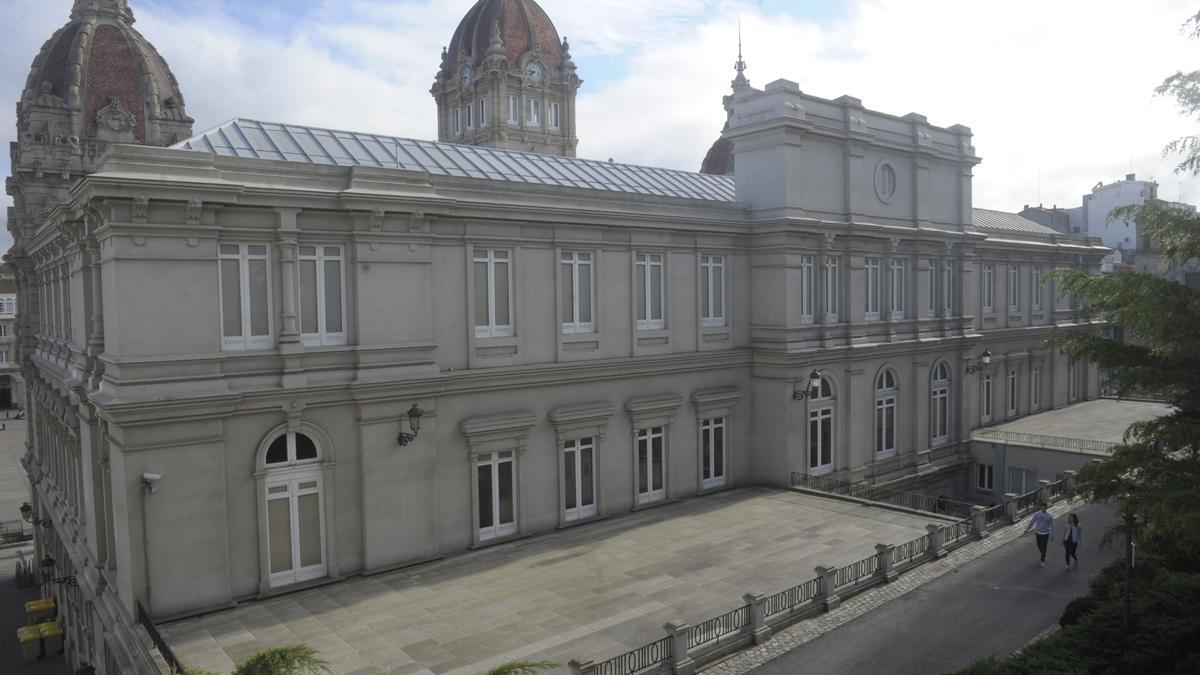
[1037, 479, 1051, 505]
[664, 621, 695, 675]
[971, 505, 989, 538]
[1004, 492, 1020, 523]
[567, 660, 596, 675]
[814, 564, 841, 610]
[875, 543, 897, 582]
[1062, 469, 1077, 494]
[275, 208, 303, 344]
[926, 523, 946, 559]
[743, 592, 771, 644]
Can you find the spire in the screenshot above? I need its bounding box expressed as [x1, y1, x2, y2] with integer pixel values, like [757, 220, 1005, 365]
[732, 22, 750, 91]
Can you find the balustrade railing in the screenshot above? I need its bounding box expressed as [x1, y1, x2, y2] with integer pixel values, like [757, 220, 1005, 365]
[834, 555, 878, 589]
[763, 578, 821, 618]
[0, 520, 33, 545]
[595, 636, 672, 675]
[790, 472, 973, 518]
[137, 601, 184, 674]
[688, 605, 749, 649]
[971, 429, 1117, 454]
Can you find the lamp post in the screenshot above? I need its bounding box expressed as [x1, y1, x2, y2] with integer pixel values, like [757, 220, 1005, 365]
[966, 349, 993, 374]
[39, 554, 76, 588]
[19, 501, 51, 529]
[397, 403, 425, 447]
[792, 370, 822, 401]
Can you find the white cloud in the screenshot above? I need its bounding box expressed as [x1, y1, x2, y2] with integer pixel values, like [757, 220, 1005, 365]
[3, 0, 1200, 258]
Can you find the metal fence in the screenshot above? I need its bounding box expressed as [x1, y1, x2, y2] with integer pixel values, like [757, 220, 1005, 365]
[971, 429, 1117, 454]
[764, 578, 821, 617]
[834, 555, 878, 589]
[595, 636, 672, 675]
[136, 601, 184, 674]
[689, 605, 749, 649]
[0, 520, 32, 545]
[790, 472, 974, 518]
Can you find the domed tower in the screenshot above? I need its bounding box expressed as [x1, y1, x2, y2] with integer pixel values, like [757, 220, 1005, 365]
[431, 0, 582, 156]
[700, 38, 753, 176]
[7, 0, 193, 246]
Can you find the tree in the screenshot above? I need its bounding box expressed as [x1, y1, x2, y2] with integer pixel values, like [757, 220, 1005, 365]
[1052, 10, 1200, 571]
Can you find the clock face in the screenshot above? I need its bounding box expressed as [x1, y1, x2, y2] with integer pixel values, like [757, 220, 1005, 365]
[461, 67, 472, 87]
[526, 63, 544, 83]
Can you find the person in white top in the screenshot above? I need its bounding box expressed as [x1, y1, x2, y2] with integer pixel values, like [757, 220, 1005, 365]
[1023, 503, 1054, 567]
[1062, 513, 1082, 570]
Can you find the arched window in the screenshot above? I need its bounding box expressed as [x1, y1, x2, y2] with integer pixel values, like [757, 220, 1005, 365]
[261, 431, 326, 588]
[809, 376, 835, 475]
[931, 362, 951, 445]
[875, 370, 897, 458]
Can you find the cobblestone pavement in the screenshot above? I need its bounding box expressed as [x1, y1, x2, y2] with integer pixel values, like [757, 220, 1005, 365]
[703, 499, 1081, 674]
[160, 487, 934, 675]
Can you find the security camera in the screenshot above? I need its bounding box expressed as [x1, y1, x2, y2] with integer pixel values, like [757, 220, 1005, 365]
[142, 473, 162, 494]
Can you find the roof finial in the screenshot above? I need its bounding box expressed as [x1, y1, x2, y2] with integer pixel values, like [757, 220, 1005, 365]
[732, 21, 750, 91]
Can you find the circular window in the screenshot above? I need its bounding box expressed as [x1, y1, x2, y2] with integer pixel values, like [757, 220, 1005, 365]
[875, 162, 898, 204]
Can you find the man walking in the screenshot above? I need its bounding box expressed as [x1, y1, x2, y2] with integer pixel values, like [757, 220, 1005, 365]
[1023, 503, 1054, 567]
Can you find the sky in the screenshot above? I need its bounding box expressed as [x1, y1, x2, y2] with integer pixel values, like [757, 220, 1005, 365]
[2, 0, 1199, 254]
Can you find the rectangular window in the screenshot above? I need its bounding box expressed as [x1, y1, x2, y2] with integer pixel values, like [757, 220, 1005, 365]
[507, 95, 519, 124]
[219, 243, 273, 351]
[875, 393, 896, 457]
[636, 427, 666, 504]
[1033, 267, 1043, 311]
[549, 102, 561, 129]
[865, 257, 881, 320]
[808, 407, 833, 475]
[478, 98, 488, 127]
[0, 351, 8, 364]
[527, 98, 542, 126]
[1008, 466, 1034, 495]
[560, 251, 594, 334]
[266, 475, 325, 587]
[477, 451, 516, 541]
[982, 264, 994, 312]
[942, 261, 953, 316]
[927, 260, 937, 317]
[701, 417, 726, 490]
[976, 464, 994, 491]
[562, 438, 596, 522]
[799, 256, 815, 323]
[1031, 367, 1042, 411]
[824, 257, 840, 321]
[0, 325, 7, 337]
[1009, 266, 1020, 312]
[700, 254, 725, 327]
[890, 259, 905, 320]
[981, 374, 993, 423]
[465, 102, 474, 129]
[1007, 369, 1018, 416]
[298, 245, 346, 347]
[1069, 362, 1081, 401]
[473, 249, 513, 338]
[932, 383, 949, 444]
[635, 253, 665, 330]
[452, 107, 461, 136]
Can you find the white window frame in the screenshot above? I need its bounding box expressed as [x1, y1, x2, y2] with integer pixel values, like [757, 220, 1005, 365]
[636, 426, 667, 504]
[1008, 466, 1034, 494]
[0, 324, 7, 337]
[506, 95, 519, 125]
[478, 98, 488, 128]
[476, 451, 518, 541]
[1069, 362, 1081, 401]
[1033, 267, 1043, 311]
[931, 362, 950, 444]
[452, 107, 461, 136]
[982, 264, 994, 312]
[700, 417, 727, 490]
[800, 256, 815, 324]
[560, 251, 595, 334]
[562, 438, 597, 522]
[1007, 369, 1018, 416]
[865, 257, 881, 321]
[219, 243, 274, 352]
[875, 370, 897, 459]
[635, 252, 665, 330]
[549, 101, 561, 130]
[265, 472, 327, 588]
[890, 259, 905, 320]
[1031, 366, 1042, 411]
[808, 378, 835, 476]
[981, 373, 994, 423]
[700, 254, 726, 327]
[465, 102, 474, 130]
[927, 260, 937, 318]
[473, 248, 513, 338]
[527, 98, 541, 126]
[824, 257, 840, 322]
[976, 463, 994, 492]
[298, 245, 347, 347]
[0, 350, 8, 364]
[942, 261, 953, 316]
[1008, 266, 1020, 312]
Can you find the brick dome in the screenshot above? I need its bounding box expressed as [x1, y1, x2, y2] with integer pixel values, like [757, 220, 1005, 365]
[20, 0, 192, 146]
[445, 0, 564, 75]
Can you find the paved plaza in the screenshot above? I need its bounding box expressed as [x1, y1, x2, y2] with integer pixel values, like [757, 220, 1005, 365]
[161, 488, 936, 674]
[0, 417, 30, 527]
[976, 398, 1171, 446]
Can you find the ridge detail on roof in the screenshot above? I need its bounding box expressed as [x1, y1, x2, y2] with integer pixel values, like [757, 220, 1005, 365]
[971, 207, 1060, 235]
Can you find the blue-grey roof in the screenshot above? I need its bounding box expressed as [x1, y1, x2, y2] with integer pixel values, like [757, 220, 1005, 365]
[972, 208, 1059, 235]
[173, 118, 737, 203]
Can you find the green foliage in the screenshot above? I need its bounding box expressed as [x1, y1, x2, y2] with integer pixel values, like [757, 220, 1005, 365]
[231, 645, 330, 675]
[485, 660, 560, 675]
[182, 669, 219, 675]
[1156, 11, 1200, 175]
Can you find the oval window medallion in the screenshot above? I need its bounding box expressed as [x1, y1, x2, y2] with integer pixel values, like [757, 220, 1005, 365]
[875, 162, 898, 204]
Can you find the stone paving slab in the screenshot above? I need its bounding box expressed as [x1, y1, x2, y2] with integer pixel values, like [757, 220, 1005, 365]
[161, 487, 934, 674]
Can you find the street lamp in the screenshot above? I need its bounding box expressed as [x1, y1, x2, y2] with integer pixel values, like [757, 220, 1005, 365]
[39, 555, 76, 587]
[966, 349, 993, 374]
[792, 370, 823, 400]
[19, 502, 52, 528]
[397, 403, 425, 447]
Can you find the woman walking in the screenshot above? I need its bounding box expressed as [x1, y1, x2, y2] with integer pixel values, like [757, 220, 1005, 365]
[1063, 513, 1082, 570]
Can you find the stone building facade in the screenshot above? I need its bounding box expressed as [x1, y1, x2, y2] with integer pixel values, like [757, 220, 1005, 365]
[7, 0, 1107, 672]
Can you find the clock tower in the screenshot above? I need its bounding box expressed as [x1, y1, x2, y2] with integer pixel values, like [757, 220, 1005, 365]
[432, 0, 582, 156]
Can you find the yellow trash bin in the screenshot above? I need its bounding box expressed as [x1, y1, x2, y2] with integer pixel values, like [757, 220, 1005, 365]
[17, 625, 41, 662]
[24, 597, 56, 622]
[38, 621, 63, 656]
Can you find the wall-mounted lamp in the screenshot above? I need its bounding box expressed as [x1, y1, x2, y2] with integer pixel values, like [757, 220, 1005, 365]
[792, 370, 823, 400]
[19, 502, 51, 528]
[397, 403, 425, 447]
[966, 349, 993, 374]
[39, 555, 76, 587]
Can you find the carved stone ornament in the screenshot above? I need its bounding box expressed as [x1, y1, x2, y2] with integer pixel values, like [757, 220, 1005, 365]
[95, 96, 136, 142]
[186, 198, 202, 225]
[824, 232, 837, 248]
[369, 208, 385, 232]
[35, 81, 67, 109]
[132, 195, 149, 222]
[890, 236, 902, 252]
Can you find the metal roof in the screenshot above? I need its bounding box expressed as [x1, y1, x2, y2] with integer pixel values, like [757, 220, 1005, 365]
[173, 118, 737, 203]
[971, 208, 1059, 235]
